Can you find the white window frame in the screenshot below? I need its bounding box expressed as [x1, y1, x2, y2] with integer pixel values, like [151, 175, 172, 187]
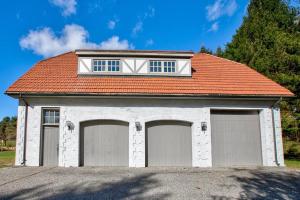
[149, 60, 177, 73]
[93, 59, 121, 72]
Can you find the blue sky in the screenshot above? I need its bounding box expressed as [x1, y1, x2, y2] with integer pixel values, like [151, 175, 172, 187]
[0, 0, 249, 119]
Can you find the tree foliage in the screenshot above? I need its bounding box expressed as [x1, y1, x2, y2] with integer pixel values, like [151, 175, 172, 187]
[223, 0, 300, 140]
[0, 116, 17, 146]
[199, 45, 213, 54]
[215, 47, 224, 57]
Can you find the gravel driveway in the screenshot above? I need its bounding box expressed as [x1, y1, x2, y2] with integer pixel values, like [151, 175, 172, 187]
[0, 167, 299, 199]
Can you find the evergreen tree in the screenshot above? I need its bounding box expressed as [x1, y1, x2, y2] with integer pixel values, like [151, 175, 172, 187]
[199, 45, 213, 54]
[0, 117, 11, 146]
[224, 0, 300, 140]
[215, 47, 224, 57]
[0, 116, 17, 146]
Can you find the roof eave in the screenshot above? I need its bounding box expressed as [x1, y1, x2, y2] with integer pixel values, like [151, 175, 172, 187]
[75, 49, 194, 58]
[5, 91, 295, 100]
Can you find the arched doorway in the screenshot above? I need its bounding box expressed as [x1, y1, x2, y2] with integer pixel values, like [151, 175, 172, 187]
[145, 120, 192, 167]
[80, 120, 129, 166]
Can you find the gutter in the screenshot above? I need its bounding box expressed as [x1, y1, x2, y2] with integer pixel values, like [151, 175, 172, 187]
[271, 97, 282, 166]
[19, 94, 29, 166]
[5, 91, 293, 99]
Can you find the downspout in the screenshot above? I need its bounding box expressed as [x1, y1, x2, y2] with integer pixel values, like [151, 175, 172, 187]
[271, 97, 282, 166]
[19, 94, 29, 166]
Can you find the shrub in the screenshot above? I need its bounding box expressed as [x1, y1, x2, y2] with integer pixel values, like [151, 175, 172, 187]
[286, 144, 300, 159]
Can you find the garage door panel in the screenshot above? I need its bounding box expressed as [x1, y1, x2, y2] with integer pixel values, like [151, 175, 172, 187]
[146, 121, 192, 167]
[81, 120, 129, 166]
[211, 110, 262, 167]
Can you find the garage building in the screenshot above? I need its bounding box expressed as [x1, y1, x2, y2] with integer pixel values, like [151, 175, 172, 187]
[6, 50, 293, 167]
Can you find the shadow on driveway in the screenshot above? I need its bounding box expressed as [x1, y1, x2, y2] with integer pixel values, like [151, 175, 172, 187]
[2, 167, 300, 199]
[2, 172, 171, 199]
[212, 168, 300, 200]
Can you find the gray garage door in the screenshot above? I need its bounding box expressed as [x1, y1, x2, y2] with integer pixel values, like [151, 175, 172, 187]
[43, 126, 59, 166]
[146, 120, 192, 167]
[80, 120, 129, 166]
[211, 110, 262, 167]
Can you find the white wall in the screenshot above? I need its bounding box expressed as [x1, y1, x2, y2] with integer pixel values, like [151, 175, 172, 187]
[15, 97, 283, 167]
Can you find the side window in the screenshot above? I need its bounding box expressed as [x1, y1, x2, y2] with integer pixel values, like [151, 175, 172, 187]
[163, 61, 176, 73]
[43, 109, 60, 125]
[149, 61, 162, 72]
[93, 60, 120, 72]
[93, 60, 106, 72]
[149, 60, 176, 73]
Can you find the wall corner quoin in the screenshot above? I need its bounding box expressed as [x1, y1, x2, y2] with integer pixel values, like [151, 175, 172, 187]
[272, 107, 285, 166]
[15, 103, 26, 166]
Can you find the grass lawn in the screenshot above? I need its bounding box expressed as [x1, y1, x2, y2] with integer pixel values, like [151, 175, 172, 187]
[285, 159, 300, 169]
[283, 139, 300, 169]
[0, 151, 15, 168]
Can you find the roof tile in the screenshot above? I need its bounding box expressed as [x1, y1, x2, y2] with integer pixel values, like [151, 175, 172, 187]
[6, 52, 293, 97]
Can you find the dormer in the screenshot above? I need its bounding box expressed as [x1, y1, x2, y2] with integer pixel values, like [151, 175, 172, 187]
[76, 50, 194, 76]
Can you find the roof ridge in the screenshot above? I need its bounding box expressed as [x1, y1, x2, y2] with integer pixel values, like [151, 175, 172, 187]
[198, 53, 248, 66]
[39, 51, 75, 63]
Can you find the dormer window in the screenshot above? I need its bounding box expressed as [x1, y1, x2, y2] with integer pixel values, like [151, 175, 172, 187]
[149, 60, 176, 73]
[77, 50, 193, 76]
[93, 59, 120, 72]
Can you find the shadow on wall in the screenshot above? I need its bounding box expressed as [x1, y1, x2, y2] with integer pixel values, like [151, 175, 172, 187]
[212, 169, 300, 200]
[2, 173, 171, 199]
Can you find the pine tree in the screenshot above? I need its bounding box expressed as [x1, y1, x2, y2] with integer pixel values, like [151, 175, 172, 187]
[224, 0, 300, 140]
[215, 47, 223, 57]
[199, 45, 213, 54]
[0, 117, 17, 146]
[0, 117, 10, 146]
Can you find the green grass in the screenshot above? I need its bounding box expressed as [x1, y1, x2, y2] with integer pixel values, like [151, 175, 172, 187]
[283, 139, 300, 169]
[285, 159, 300, 169]
[0, 151, 15, 168]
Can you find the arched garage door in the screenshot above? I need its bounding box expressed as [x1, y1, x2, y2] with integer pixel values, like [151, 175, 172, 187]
[80, 120, 129, 166]
[146, 120, 192, 167]
[211, 110, 263, 167]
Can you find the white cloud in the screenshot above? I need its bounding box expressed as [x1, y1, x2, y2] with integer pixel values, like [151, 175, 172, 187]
[50, 0, 77, 16]
[144, 6, 155, 18]
[206, 0, 237, 21]
[88, 0, 102, 13]
[99, 36, 134, 50]
[20, 24, 133, 57]
[226, 0, 237, 16]
[131, 6, 155, 36]
[132, 21, 143, 36]
[108, 20, 117, 30]
[208, 22, 219, 32]
[145, 39, 154, 46]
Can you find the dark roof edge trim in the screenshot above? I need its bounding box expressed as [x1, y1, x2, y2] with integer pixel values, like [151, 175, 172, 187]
[5, 91, 294, 99]
[75, 49, 194, 58]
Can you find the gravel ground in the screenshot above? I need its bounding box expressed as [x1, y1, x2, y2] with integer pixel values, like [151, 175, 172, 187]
[0, 167, 299, 200]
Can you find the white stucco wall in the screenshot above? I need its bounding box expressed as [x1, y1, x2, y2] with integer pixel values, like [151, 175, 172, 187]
[15, 97, 284, 167]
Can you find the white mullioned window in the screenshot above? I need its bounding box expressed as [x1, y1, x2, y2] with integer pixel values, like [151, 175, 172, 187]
[149, 60, 162, 72]
[163, 61, 176, 73]
[43, 109, 60, 125]
[93, 59, 120, 72]
[149, 60, 176, 73]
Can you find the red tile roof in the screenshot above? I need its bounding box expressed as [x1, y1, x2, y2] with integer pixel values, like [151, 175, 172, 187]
[6, 51, 293, 97]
